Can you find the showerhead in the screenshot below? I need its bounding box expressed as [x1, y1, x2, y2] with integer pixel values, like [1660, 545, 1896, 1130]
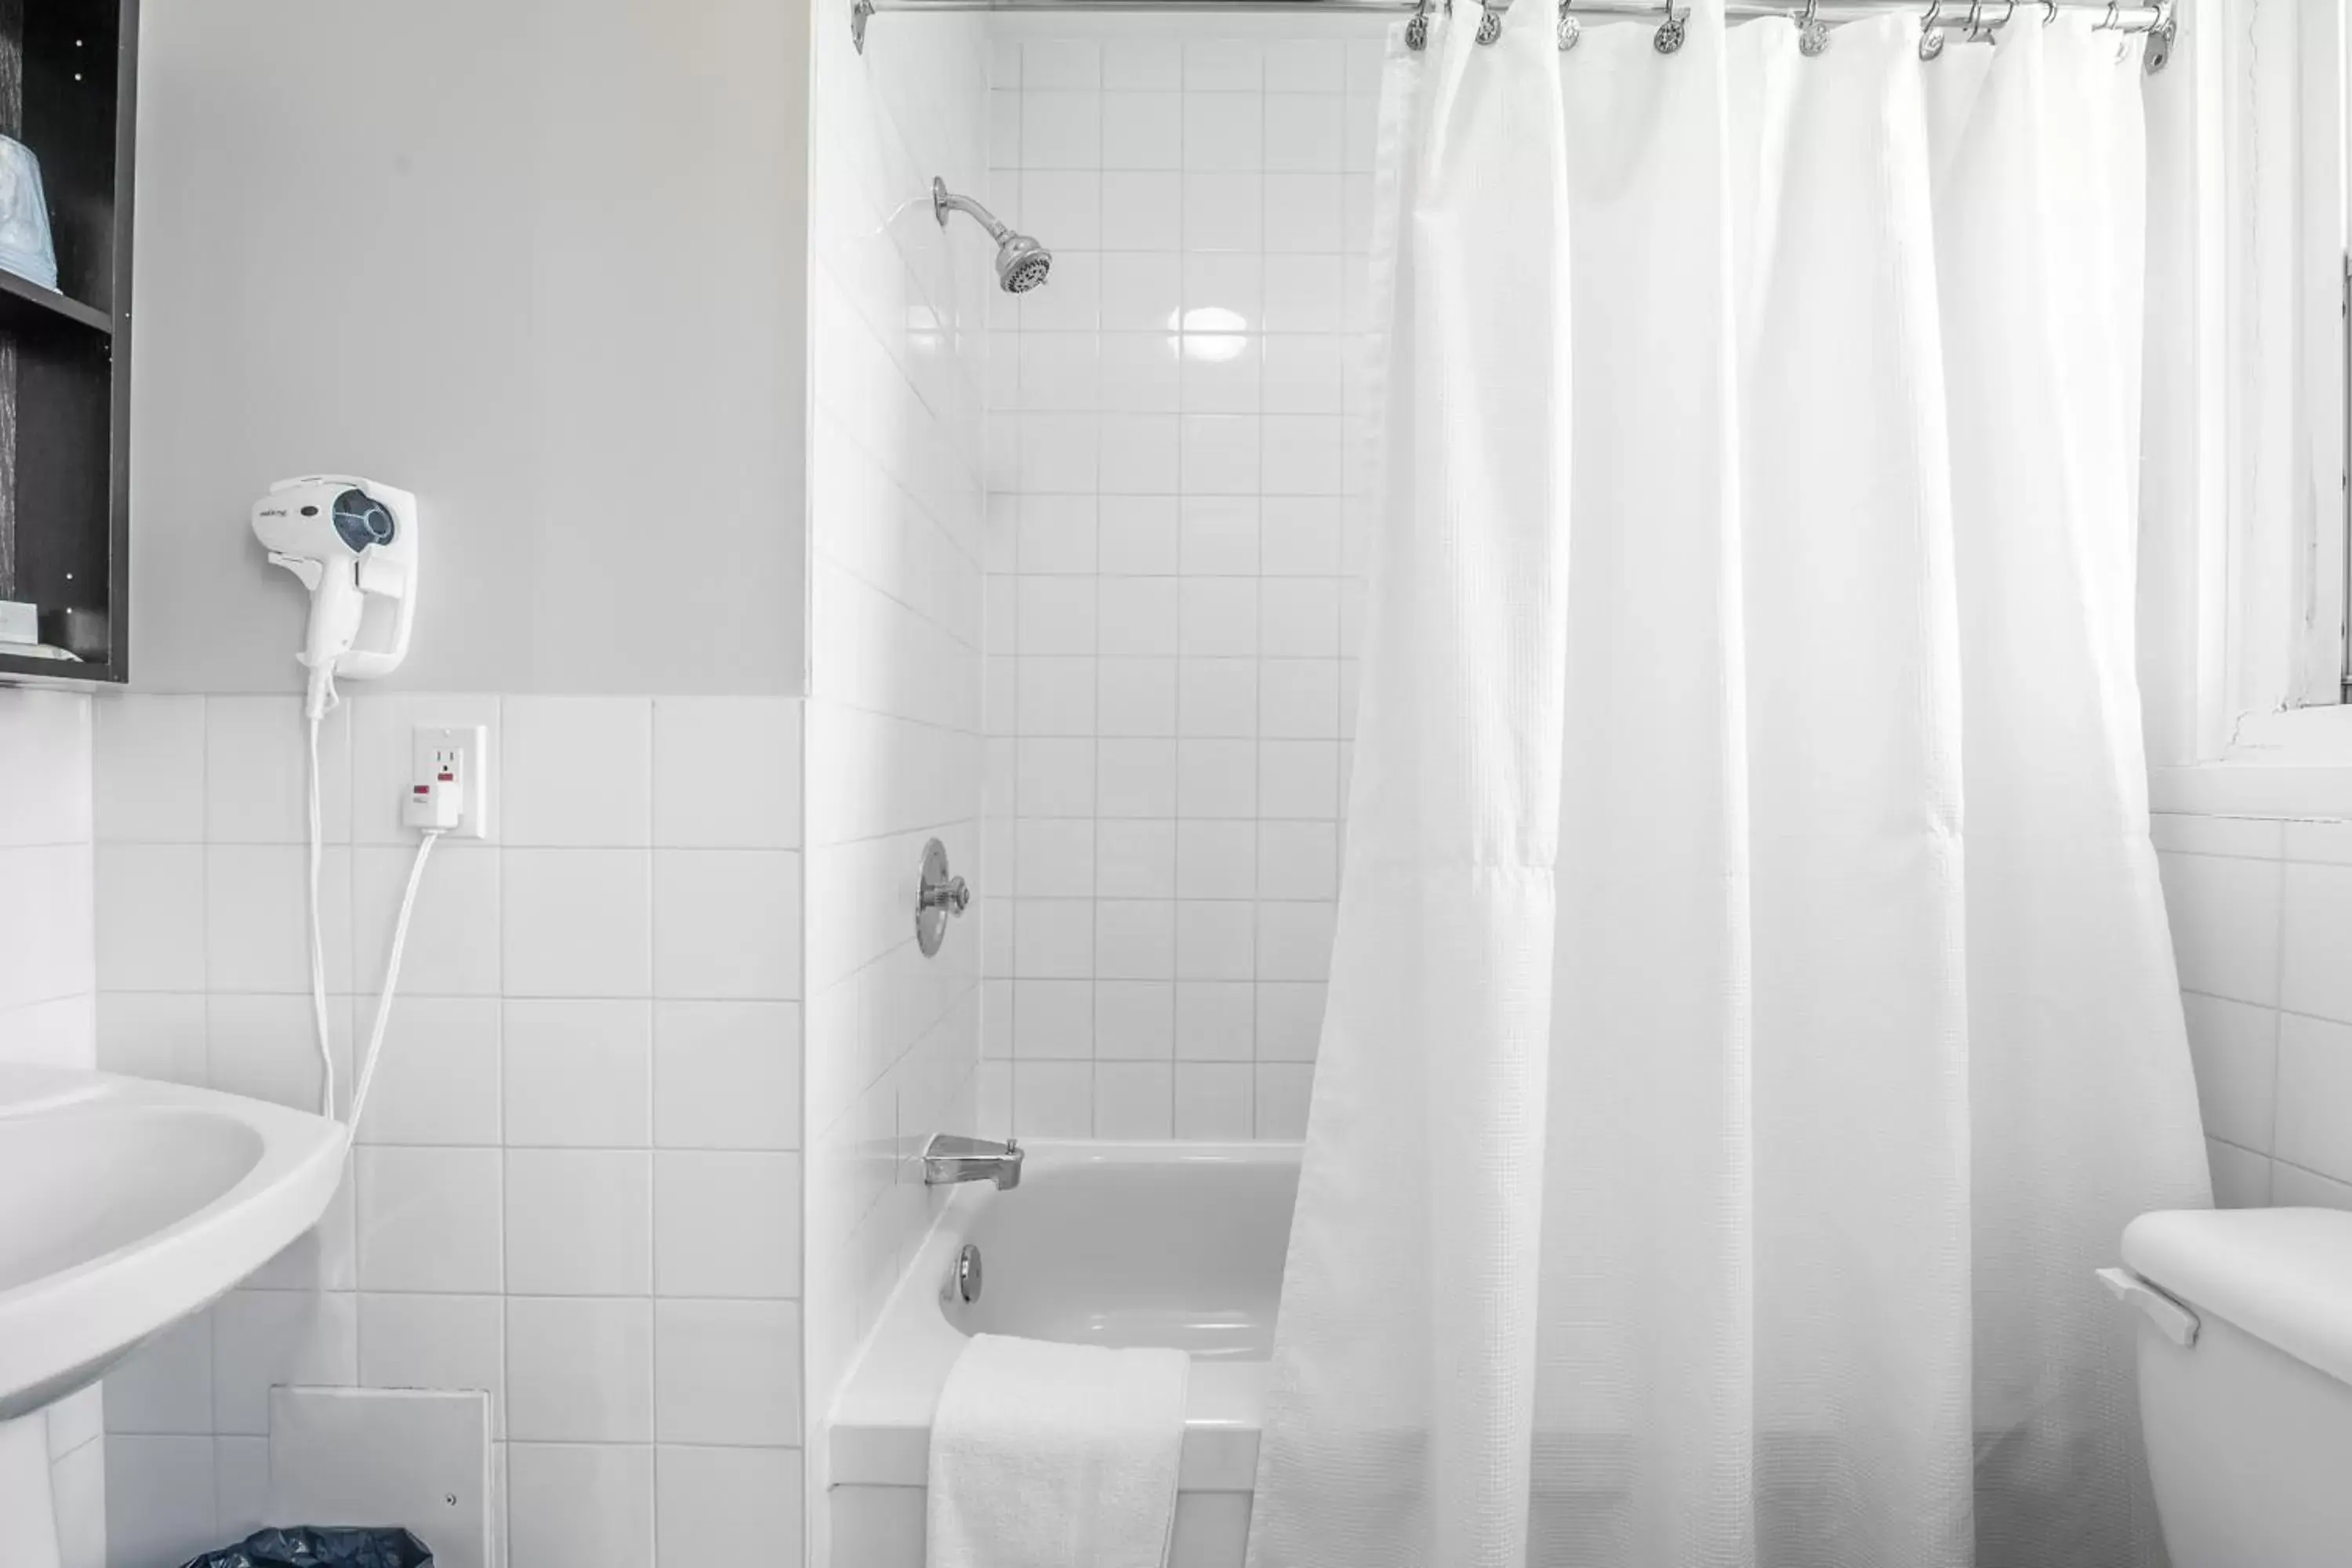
[996, 234, 1053, 294]
[933, 176, 1054, 295]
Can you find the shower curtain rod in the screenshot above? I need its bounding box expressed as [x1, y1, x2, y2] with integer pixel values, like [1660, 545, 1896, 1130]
[851, 0, 2170, 56]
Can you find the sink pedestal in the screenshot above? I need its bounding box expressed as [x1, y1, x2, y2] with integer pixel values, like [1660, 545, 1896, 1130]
[0, 1412, 60, 1568]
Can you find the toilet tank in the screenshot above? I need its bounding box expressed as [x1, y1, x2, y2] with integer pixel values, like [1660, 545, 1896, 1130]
[2114, 1208, 2352, 1568]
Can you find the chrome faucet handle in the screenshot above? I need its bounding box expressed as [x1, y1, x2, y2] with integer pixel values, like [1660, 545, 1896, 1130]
[921, 875, 971, 916]
[916, 838, 972, 956]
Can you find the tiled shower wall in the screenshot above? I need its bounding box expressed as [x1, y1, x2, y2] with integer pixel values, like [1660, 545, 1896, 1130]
[93, 692, 804, 1568]
[978, 27, 1389, 1141]
[0, 688, 105, 1568]
[800, 5, 989, 1562]
[2155, 810, 2352, 1211]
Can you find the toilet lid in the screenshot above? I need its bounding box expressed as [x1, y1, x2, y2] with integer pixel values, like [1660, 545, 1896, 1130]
[2123, 1208, 2352, 1385]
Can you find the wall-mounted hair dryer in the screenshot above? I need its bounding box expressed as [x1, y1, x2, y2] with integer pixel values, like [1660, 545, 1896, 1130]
[252, 475, 419, 716]
[251, 473, 437, 1139]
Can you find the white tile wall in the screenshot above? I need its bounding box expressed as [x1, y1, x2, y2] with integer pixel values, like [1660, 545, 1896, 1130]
[2154, 812, 2352, 1209]
[93, 691, 803, 1568]
[0, 688, 106, 1568]
[979, 27, 1386, 1140]
[802, 5, 992, 1564]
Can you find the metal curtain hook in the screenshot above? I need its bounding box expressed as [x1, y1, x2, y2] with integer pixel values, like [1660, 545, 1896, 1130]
[1406, 0, 1432, 51]
[1965, 1, 2016, 40]
[1798, 0, 1831, 55]
[1654, 0, 1689, 53]
[1920, 0, 1947, 58]
[1476, 0, 1503, 45]
[2143, 0, 2176, 72]
[1558, 0, 1581, 49]
[2041, 0, 2060, 20]
[2094, 0, 2121, 28]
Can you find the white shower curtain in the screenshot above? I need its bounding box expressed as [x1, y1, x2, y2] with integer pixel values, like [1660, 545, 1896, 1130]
[1247, 6, 2212, 1567]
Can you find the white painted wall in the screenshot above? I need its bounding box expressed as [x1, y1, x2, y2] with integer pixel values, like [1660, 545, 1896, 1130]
[798, 5, 990, 1561]
[129, 0, 808, 697]
[93, 2, 818, 1562]
[977, 24, 1387, 1142]
[0, 689, 104, 1568]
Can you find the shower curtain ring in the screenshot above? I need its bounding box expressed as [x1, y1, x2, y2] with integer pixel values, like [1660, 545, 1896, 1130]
[1476, 0, 1503, 45]
[1919, 0, 1947, 58]
[1558, 0, 1581, 49]
[1963, 1, 1989, 41]
[2093, 0, 2120, 28]
[1406, 0, 1432, 51]
[1653, 0, 1688, 53]
[2143, 1, 2176, 72]
[1797, 0, 1831, 55]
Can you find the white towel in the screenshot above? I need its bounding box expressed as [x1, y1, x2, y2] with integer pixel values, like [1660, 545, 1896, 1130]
[926, 1332, 1191, 1568]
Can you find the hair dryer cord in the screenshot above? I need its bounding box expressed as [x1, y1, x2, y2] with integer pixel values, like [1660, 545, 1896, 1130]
[303, 706, 443, 1139]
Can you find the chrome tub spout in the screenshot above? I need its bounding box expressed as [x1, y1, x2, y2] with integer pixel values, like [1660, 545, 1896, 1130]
[923, 1133, 1023, 1190]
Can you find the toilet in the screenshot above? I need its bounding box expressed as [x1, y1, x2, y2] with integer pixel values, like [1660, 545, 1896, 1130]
[2103, 1207, 2352, 1567]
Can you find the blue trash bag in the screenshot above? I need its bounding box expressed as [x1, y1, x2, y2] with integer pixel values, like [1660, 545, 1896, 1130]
[176, 1526, 433, 1568]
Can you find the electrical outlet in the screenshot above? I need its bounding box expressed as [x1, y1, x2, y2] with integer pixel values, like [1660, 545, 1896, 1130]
[408, 724, 490, 838]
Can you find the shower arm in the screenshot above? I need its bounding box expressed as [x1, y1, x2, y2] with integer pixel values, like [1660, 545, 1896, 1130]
[933, 180, 1012, 245]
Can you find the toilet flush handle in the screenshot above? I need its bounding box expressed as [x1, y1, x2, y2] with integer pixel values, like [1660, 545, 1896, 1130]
[2096, 1267, 2201, 1348]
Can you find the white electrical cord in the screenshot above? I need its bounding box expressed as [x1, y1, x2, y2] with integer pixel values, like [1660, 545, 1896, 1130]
[347, 828, 441, 1138]
[304, 699, 339, 1121]
[301, 671, 445, 1140]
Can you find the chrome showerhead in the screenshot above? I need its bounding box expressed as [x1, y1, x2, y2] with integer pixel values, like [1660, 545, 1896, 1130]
[933, 176, 1054, 295]
[996, 234, 1052, 294]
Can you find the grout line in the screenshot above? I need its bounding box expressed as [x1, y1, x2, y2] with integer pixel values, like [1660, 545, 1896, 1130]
[2181, 986, 2352, 1033]
[2268, 1152, 2352, 1195]
[647, 1096, 662, 1548]
[2188, 849, 2326, 1188]
[2264, 979, 2288, 1163]
[2152, 846, 2292, 866]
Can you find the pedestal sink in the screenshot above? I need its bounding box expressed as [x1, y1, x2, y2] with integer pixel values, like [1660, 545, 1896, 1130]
[0, 1064, 347, 1568]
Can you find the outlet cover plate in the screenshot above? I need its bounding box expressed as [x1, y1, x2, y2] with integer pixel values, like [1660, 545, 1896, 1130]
[410, 723, 490, 839]
[268, 1386, 491, 1568]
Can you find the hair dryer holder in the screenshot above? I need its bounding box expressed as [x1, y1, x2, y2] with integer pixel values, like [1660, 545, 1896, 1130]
[252, 474, 420, 691]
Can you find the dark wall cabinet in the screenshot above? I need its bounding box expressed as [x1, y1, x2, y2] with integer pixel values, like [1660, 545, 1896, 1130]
[0, 0, 132, 684]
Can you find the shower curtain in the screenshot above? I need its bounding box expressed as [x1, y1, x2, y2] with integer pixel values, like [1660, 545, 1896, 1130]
[1246, 6, 2212, 1568]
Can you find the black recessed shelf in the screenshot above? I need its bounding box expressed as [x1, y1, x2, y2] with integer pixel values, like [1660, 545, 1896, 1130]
[0, 0, 136, 685]
[0, 267, 110, 338]
[0, 648, 92, 681]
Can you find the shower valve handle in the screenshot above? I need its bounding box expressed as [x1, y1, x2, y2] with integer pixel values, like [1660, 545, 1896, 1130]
[916, 837, 971, 957]
[923, 876, 971, 917]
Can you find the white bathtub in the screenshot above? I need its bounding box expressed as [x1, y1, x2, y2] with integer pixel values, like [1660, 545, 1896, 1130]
[828, 1140, 1300, 1566]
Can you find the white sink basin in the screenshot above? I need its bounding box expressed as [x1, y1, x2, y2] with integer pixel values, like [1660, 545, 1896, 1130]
[0, 1064, 347, 1568]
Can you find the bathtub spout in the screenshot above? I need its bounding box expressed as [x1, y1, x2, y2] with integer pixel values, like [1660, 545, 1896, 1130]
[924, 1133, 1024, 1190]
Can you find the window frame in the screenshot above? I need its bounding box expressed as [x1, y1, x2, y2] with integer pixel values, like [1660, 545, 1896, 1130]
[2143, 0, 2352, 812]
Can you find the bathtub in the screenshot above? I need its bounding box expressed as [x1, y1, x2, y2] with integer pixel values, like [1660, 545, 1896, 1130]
[828, 1140, 1300, 1566]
